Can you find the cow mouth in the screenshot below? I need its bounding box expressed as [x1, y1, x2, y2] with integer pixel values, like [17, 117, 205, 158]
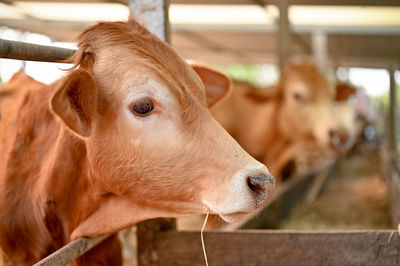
[219, 211, 250, 223]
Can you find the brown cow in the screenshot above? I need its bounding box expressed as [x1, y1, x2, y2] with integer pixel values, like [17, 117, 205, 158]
[289, 83, 360, 175]
[0, 19, 274, 265]
[212, 59, 352, 181]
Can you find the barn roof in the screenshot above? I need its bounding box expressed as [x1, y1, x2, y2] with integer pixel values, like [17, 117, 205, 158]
[0, 0, 399, 68]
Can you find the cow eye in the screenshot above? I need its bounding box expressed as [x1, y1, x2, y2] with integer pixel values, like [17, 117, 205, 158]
[131, 98, 154, 116]
[293, 93, 308, 103]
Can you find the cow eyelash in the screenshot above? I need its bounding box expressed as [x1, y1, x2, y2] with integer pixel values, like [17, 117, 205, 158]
[130, 98, 155, 117]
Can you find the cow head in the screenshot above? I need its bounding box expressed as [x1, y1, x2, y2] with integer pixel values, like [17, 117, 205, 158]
[277, 59, 353, 152]
[50, 19, 274, 238]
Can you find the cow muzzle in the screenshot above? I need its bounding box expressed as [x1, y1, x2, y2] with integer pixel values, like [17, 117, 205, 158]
[203, 165, 275, 223]
[329, 129, 353, 152]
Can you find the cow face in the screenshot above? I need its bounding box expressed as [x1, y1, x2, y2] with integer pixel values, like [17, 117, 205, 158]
[278, 60, 352, 152]
[50, 20, 274, 238]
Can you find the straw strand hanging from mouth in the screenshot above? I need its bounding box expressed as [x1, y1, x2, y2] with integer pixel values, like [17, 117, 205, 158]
[201, 211, 210, 266]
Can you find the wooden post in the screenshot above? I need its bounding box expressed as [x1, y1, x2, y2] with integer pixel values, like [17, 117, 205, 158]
[137, 218, 176, 265]
[277, 0, 291, 71]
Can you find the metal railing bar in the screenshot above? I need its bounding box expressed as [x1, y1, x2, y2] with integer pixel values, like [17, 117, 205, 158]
[0, 39, 75, 63]
[33, 234, 111, 266]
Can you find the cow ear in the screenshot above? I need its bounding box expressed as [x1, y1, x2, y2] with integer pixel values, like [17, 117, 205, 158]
[335, 83, 356, 102]
[191, 64, 231, 108]
[50, 69, 97, 137]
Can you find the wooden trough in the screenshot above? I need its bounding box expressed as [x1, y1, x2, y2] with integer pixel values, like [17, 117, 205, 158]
[139, 219, 400, 266]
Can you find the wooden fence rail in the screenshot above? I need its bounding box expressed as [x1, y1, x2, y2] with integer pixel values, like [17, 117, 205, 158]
[153, 230, 400, 266]
[0, 39, 75, 62]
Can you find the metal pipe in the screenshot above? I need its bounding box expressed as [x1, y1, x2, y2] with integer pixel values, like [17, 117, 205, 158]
[389, 64, 398, 160]
[277, 0, 291, 71]
[0, 39, 75, 63]
[33, 234, 111, 266]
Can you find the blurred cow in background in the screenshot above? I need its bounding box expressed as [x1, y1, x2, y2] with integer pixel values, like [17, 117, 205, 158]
[212, 59, 355, 182]
[292, 83, 361, 176]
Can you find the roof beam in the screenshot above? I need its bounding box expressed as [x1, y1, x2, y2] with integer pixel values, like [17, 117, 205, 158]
[3, 0, 128, 3]
[288, 0, 400, 6]
[170, 0, 400, 6]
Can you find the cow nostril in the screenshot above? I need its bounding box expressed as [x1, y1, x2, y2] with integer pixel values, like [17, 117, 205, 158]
[247, 176, 269, 195]
[247, 175, 274, 205]
[329, 129, 335, 138]
[329, 129, 349, 148]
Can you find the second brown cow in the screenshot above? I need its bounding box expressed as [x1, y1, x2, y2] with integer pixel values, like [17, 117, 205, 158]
[213, 59, 354, 181]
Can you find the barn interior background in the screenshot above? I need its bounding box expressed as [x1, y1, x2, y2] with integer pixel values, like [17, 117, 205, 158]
[1, 0, 400, 265]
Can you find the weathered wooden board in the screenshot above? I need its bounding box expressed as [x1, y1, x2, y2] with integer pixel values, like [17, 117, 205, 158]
[137, 218, 176, 266]
[154, 230, 400, 266]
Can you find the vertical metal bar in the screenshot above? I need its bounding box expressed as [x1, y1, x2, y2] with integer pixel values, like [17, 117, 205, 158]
[312, 31, 328, 73]
[128, 0, 168, 42]
[389, 64, 398, 160]
[277, 0, 291, 71]
[163, 0, 171, 44]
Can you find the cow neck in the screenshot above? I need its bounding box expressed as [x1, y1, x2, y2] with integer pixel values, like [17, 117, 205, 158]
[40, 68, 122, 242]
[0, 84, 98, 264]
[45, 129, 180, 241]
[39, 127, 85, 231]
